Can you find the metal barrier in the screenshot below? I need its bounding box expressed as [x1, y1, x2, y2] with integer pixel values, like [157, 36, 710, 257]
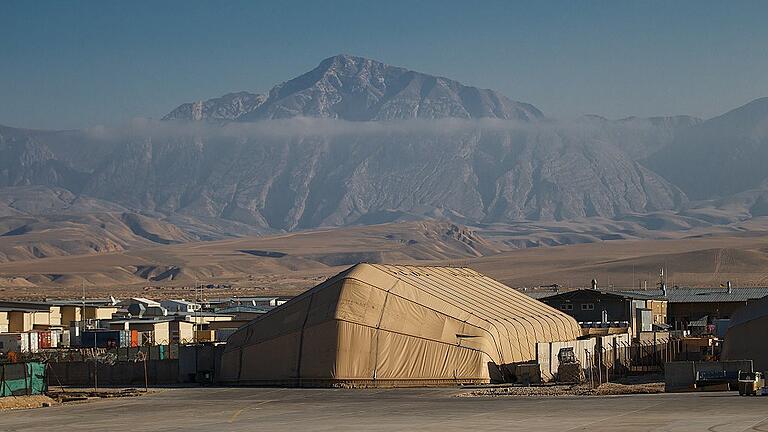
[586, 339, 685, 386]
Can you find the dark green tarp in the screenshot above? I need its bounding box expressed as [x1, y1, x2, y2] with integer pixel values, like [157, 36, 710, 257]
[1, 362, 47, 397]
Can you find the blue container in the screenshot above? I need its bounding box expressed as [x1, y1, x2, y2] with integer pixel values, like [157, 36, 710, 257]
[81, 330, 122, 348]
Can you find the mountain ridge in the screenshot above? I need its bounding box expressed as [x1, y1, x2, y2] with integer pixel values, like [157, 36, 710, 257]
[165, 54, 544, 122]
[2, 57, 768, 258]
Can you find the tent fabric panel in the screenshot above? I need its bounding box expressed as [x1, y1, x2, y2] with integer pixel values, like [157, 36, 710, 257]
[386, 276, 477, 324]
[304, 281, 344, 328]
[334, 320, 377, 380]
[299, 320, 340, 379]
[218, 348, 241, 382]
[377, 294, 457, 344]
[243, 294, 314, 347]
[374, 329, 490, 382]
[335, 279, 388, 327]
[238, 331, 302, 382]
[723, 316, 768, 371]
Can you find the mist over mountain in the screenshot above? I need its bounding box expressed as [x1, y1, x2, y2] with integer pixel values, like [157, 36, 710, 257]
[647, 97, 768, 199]
[1, 54, 767, 258]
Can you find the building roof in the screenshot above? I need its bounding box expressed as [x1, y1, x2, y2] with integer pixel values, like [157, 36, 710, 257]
[0, 306, 40, 313]
[44, 299, 119, 307]
[518, 289, 560, 300]
[160, 299, 199, 306]
[109, 317, 175, 324]
[117, 298, 161, 307]
[168, 311, 234, 318]
[207, 296, 283, 305]
[534, 288, 660, 302]
[215, 306, 272, 314]
[689, 315, 709, 327]
[619, 288, 768, 303]
[527, 286, 768, 304]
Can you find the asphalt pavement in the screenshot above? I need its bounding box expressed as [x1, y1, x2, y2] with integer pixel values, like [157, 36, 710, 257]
[1, 387, 767, 431]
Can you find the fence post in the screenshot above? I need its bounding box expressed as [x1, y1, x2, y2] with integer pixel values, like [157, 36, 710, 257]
[22, 362, 28, 396]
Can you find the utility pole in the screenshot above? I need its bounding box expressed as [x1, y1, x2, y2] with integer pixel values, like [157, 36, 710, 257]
[193, 279, 198, 344]
[81, 280, 86, 347]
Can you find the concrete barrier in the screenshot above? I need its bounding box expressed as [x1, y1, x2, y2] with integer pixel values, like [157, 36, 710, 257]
[47, 360, 179, 387]
[664, 361, 696, 392]
[664, 360, 753, 392]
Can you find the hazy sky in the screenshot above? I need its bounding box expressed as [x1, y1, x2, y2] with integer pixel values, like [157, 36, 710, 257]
[2, 0, 768, 129]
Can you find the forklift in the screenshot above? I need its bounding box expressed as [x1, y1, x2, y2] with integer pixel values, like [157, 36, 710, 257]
[737, 371, 765, 396]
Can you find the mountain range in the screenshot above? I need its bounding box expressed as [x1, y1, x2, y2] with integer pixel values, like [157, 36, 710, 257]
[2, 54, 768, 263]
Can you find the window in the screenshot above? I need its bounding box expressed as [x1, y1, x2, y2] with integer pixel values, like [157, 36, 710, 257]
[581, 303, 595, 311]
[560, 304, 573, 311]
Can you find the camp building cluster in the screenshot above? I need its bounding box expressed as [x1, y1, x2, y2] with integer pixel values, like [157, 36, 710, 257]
[1, 263, 767, 388]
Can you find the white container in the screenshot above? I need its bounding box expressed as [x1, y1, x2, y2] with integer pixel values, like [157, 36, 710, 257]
[26, 331, 40, 352]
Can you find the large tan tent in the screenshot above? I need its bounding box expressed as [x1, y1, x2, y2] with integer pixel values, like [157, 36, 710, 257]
[220, 263, 581, 386]
[722, 295, 768, 371]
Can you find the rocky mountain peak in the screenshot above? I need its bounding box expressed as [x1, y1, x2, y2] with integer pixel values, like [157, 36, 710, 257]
[165, 55, 544, 122]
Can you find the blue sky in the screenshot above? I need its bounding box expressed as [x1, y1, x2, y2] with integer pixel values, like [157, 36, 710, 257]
[2, 0, 767, 129]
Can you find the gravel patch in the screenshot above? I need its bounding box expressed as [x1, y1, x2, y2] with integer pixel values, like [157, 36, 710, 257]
[459, 381, 665, 397]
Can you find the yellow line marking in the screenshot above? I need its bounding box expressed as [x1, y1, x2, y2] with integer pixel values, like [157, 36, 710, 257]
[228, 400, 275, 423]
[228, 407, 246, 423]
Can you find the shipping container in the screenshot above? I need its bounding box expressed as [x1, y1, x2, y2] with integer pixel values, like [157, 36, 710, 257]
[195, 330, 216, 342]
[38, 331, 52, 349]
[26, 332, 39, 353]
[215, 328, 237, 342]
[130, 330, 139, 347]
[81, 330, 122, 348]
[0, 333, 26, 354]
[61, 330, 71, 348]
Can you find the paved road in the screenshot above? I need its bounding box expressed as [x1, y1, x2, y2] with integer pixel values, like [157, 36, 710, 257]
[1, 387, 767, 431]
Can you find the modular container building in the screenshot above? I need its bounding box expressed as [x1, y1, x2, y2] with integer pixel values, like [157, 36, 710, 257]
[0, 332, 46, 353]
[80, 330, 139, 348]
[38, 331, 52, 349]
[0, 333, 27, 354]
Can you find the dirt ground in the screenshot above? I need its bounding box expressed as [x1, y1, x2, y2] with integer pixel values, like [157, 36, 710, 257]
[460, 381, 665, 397]
[4, 219, 768, 300]
[0, 387, 146, 412]
[0, 394, 57, 411]
[460, 375, 666, 397]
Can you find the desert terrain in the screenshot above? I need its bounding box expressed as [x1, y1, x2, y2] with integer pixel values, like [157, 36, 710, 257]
[2, 217, 768, 300]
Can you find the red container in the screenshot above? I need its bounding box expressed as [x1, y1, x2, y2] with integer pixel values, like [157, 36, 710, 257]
[130, 330, 139, 347]
[38, 331, 52, 349]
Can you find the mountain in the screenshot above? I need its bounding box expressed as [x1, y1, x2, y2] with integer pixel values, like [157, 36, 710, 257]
[647, 97, 768, 199]
[0, 121, 685, 232]
[578, 114, 702, 160]
[162, 92, 266, 121]
[166, 54, 544, 122]
[4, 54, 765, 266]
